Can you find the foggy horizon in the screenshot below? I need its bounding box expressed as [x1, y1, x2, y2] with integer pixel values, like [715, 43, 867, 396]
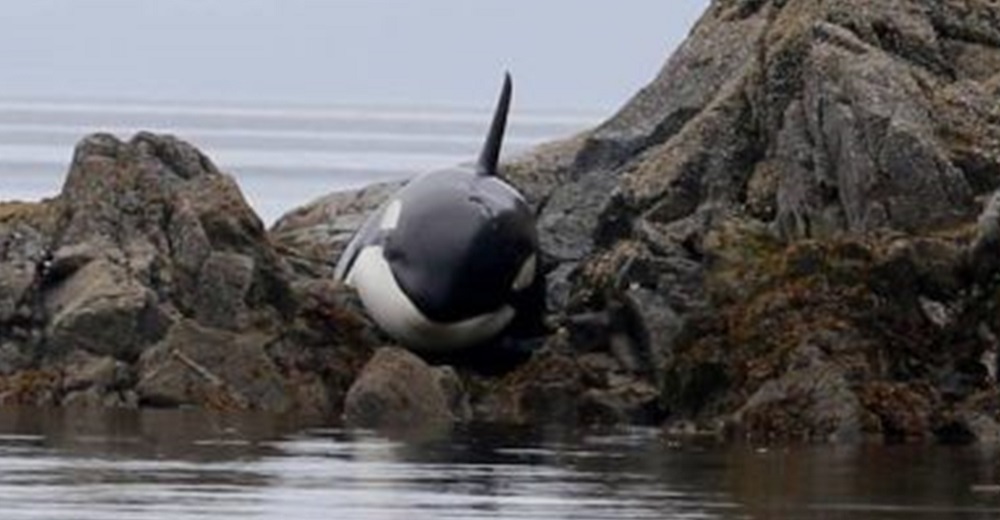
[2, 1, 709, 113]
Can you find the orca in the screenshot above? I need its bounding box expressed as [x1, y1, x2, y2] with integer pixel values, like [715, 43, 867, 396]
[335, 74, 545, 353]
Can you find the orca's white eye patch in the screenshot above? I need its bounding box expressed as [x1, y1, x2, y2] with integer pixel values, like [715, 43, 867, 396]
[512, 254, 537, 292]
[380, 199, 403, 230]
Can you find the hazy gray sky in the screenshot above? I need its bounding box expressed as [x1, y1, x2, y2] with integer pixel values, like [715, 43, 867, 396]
[2, 1, 709, 112]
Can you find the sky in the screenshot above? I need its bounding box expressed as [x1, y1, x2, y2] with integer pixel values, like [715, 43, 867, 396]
[1, 1, 710, 113]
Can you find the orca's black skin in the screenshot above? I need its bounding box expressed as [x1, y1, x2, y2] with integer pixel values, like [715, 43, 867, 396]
[334, 73, 546, 342]
[384, 168, 536, 322]
[477, 73, 512, 176]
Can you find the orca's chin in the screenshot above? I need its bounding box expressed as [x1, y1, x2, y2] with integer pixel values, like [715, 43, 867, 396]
[347, 246, 515, 353]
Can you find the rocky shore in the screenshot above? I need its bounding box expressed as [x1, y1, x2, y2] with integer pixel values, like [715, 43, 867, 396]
[4, 0, 1000, 443]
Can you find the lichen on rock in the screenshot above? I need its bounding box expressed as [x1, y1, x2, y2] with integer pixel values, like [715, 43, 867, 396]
[0, 132, 377, 415]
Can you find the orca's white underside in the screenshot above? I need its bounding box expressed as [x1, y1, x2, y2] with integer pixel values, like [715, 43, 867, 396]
[346, 246, 515, 352]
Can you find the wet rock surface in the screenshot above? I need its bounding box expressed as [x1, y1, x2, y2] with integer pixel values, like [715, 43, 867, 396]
[344, 347, 470, 431]
[5, 0, 1000, 443]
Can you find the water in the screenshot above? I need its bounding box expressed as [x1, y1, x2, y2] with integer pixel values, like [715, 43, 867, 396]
[0, 408, 997, 520]
[0, 99, 595, 224]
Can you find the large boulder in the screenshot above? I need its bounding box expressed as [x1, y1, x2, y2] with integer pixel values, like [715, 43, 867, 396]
[0, 133, 378, 413]
[344, 347, 469, 432]
[53, 132, 295, 341]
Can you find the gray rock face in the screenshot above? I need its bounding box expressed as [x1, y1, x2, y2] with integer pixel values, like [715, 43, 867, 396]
[0, 133, 378, 414]
[41, 132, 294, 360]
[733, 342, 865, 443]
[44, 257, 167, 359]
[136, 320, 290, 411]
[505, 0, 1000, 441]
[537, 168, 620, 262]
[0, 223, 47, 325]
[344, 347, 469, 431]
[583, 0, 769, 169]
[271, 181, 404, 277]
[491, 0, 1000, 278]
[773, 21, 974, 236]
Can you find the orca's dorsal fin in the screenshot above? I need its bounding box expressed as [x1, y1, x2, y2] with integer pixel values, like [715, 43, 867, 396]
[476, 72, 512, 177]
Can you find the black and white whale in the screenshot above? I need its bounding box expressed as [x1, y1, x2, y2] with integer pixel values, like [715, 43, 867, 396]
[334, 74, 545, 353]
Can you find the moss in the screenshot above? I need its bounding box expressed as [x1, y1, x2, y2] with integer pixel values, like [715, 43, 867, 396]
[0, 200, 56, 230]
[662, 360, 730, 415]
[570, 240, 647, 310]
[0, 370, 61, 406]
[859, 381, 939, 441]
[464, 348, 587, 425]
[664, 219, 979, 429]
[739, 393, 818, 443]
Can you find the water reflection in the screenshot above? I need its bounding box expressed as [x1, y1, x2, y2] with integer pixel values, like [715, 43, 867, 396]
[0, 408, 998, 519]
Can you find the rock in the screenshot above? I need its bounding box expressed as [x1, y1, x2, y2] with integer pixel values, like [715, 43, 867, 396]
[344, 347, 469, 431]
[0, 370, 61, 407]
[734, 342, 866, 443]
[519, 0, 1000, 440]
[500, 136, 588, 210]
[0, 221, 47, 324]
[271, 181, 403, 277]
[60, 132, 294, 326]
[0, 132, 381, 416]
[544, 262, 578, 313]
[496, 0, 1000, 310]
[136, 320, 291, 411]
[62, 351, 128, 394]
[578, 0, 769, 170]
[192, 252, 255, 330]
[621, 286, 684, 384]
[940, 391, 1000, 444]
[0, 204, 54, 368]
[579, 379, 663, 425]
[0, 343, 30, 376]
[537, 168, 620, 262]
[37, 132, 293, 361]
[969, 189, 1000, 282]
[461, 339, 666, 426]
[60, 351, 136, 408]
[470, 347, 585, 425]
[44, 257, 169, 359]
[860, 381, 939, 442]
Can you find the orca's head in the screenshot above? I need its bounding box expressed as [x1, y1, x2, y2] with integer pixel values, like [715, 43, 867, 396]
[382, 169, 538, 323]
[335, 73, 538, 340]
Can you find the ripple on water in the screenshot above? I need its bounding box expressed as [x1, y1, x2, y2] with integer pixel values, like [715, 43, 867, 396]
[0, 409, 998, 519]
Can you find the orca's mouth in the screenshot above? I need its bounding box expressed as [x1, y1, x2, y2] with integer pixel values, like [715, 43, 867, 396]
[387, 257, 512, 324]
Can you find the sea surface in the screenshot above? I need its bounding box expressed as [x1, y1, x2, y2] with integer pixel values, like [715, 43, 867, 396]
[0, 407, 999, 520]
[0, 98, 595, 224]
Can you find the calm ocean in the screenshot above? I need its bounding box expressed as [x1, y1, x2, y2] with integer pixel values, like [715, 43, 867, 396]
[0, 99, 596, 224]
